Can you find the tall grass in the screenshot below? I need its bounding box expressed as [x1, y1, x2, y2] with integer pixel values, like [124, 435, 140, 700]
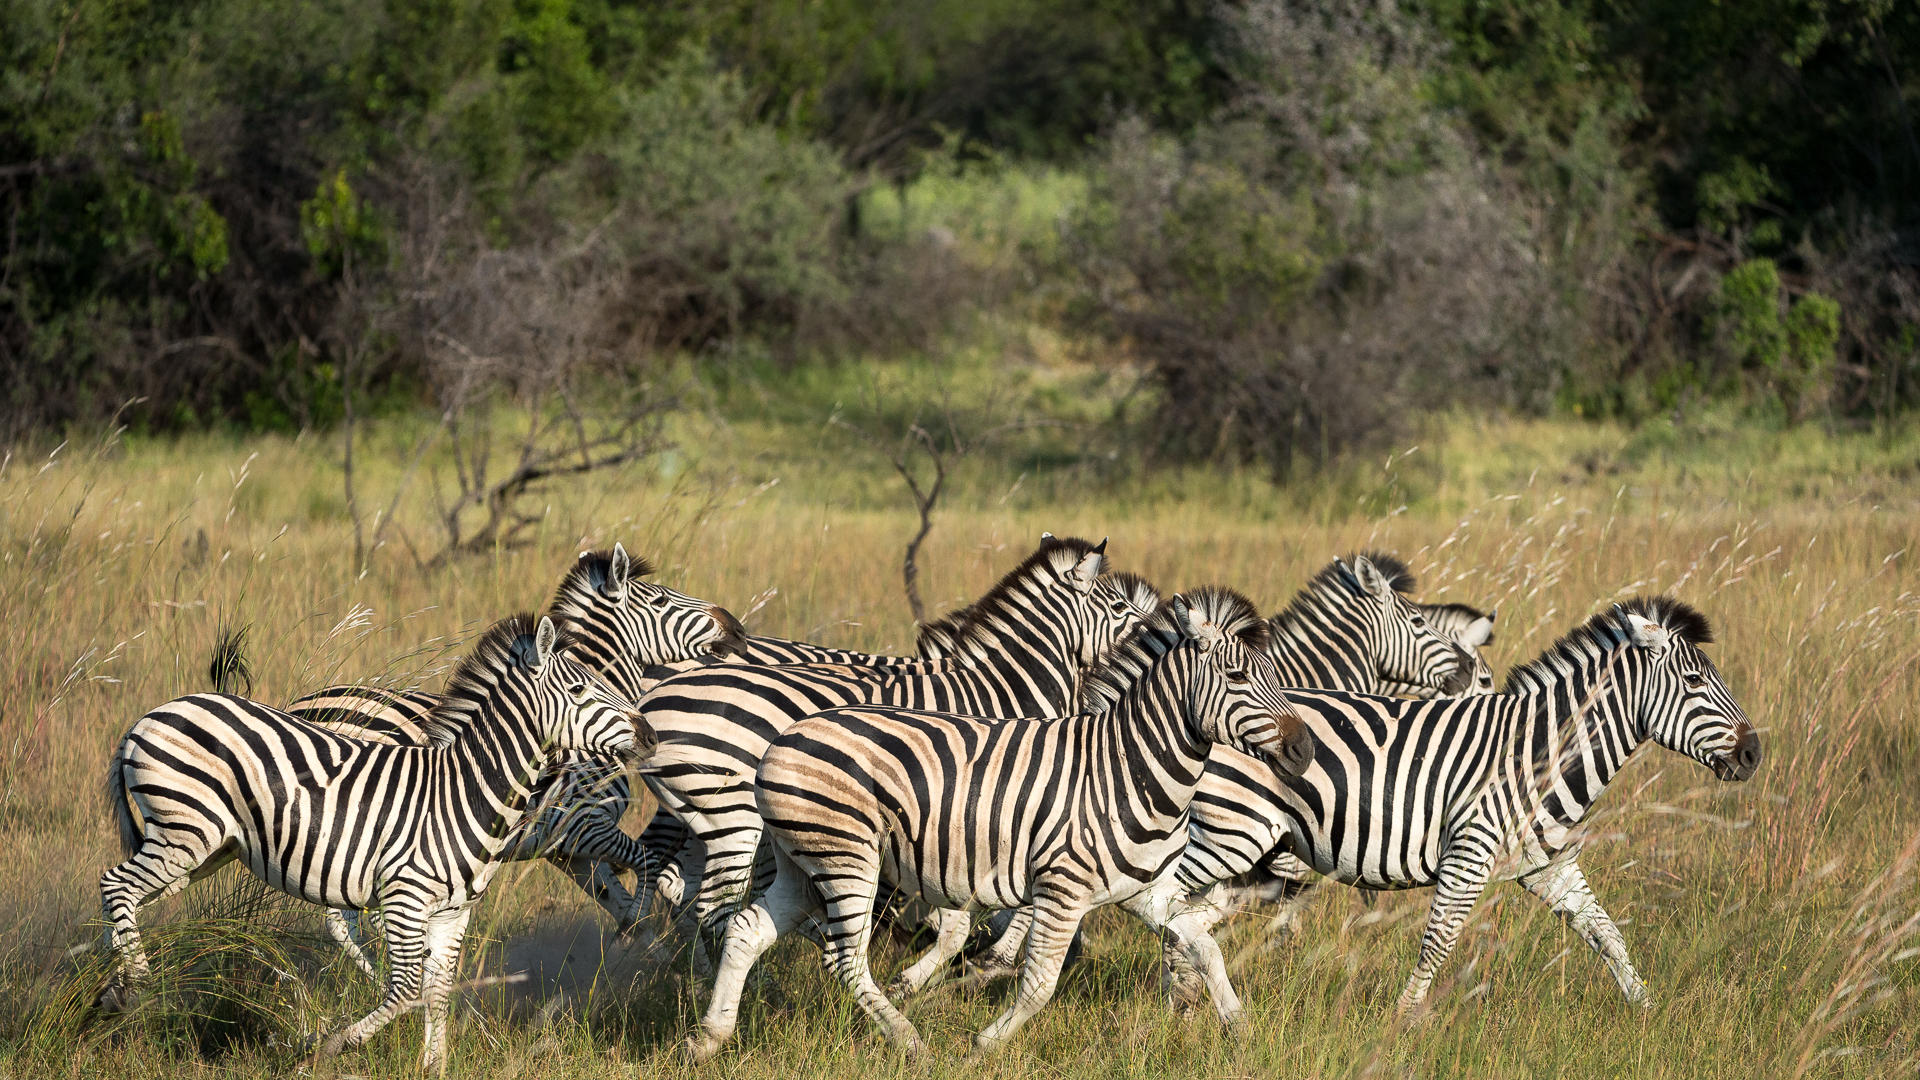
[0, 405, 1915, 1077]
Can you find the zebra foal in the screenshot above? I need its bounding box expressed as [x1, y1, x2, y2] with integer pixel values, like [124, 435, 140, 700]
[690, 587, 1317, 1057]
[98, 615, 652, 1073]
[1174, 596, 1759, 1015]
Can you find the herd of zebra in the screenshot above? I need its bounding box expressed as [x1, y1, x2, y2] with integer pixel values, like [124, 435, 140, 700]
[95, 534, 1762, 1071]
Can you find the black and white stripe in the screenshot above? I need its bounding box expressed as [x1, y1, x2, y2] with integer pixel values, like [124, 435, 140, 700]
[1173, 596, 1759, 1014]
[688, 587, 1318, 1056]
[636, 536, 1154, 941]
[932, 555, 1487, 989]
[283, 544, 743, 967]
[98, 616, 652, 1073]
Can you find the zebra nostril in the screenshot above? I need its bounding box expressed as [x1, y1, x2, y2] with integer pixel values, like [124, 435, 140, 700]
[1735, 734, 1761, 773]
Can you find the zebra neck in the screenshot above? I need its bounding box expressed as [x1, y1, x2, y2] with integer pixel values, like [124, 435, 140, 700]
[437, 705, 555, 858]
[1264, 597, 1378, 691]
[947, 614, 1077, 714]
[1514, 651, 1647, 825]
[1086, 652, 1211, 830]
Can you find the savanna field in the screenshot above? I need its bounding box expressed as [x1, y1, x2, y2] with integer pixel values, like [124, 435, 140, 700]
[2, 373, 1918, 1079]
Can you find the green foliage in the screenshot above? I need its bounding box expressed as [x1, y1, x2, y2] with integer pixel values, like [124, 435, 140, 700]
[299, 169, 386, 280]
[1713, 258, 1843, 423]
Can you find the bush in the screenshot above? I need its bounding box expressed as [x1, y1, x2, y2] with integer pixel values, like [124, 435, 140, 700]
[1062, 0, 1567, 478]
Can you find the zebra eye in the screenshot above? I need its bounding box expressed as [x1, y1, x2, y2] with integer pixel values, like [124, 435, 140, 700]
[648, 592, 671, 609]
[568, 682, 587, 697]
[1226, 668, 1249, 684]
[1684, 671, 1705, 688]
[1109, 600, 1128, 615]
[1410, 615, 1427, 628]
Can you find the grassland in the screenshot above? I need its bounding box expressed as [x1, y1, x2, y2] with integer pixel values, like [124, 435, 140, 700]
[2, 360, 1918, 1078]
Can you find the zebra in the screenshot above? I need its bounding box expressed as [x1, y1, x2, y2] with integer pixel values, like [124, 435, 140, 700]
[908, 554, 1486, 994]
[636, 567, 1165, 924]
[687, 587, 1318, 1058]
[1197, 600, 1502, 944]
[97, 615, 653, 1074]
[636, 535, 1155, 946]
[1382, 601, 1497, 697]
[283, 544, 744, 974]
[1168, 596, 1759, 1015]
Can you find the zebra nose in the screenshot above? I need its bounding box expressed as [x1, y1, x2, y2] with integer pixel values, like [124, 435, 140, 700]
[630, 712, 658, 759]
[707, 606, 748, 656]
[1269, 722, 1315, 778]
[1732, 732, 1761, 779]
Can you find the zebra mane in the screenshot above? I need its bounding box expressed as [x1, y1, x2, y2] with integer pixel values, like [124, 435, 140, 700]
[1107, 571, 1164, 615]
[927, 535, 1109, 660]
[916, 566, 1156, 660]
[1079, 586, 1266, 712]
[1267, 552, 1414, 641]
[1499, 595, 1713, 694]
[914, 614, 966, 658]
[417, 614, 577, 746]
[548, 548, 660, 621]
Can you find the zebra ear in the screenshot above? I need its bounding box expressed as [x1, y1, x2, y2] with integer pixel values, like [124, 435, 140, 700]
[1624, 611, 1671, 654]
[1041, 531, 1054, 541]
[1171, 596, 1225, 653]
[1458, 615, 1495, 649]
[1350, 556, 1392, 601]
[604, 543, 631, 603]
[1065, 548, 1103, 595]
[532, 616, 558, 672]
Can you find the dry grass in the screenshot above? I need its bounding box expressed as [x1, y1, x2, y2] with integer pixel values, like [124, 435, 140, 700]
[1, 407, 1916, 1078]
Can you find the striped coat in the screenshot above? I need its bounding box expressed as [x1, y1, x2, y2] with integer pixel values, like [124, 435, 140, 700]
[688, 587, 1317, 1056]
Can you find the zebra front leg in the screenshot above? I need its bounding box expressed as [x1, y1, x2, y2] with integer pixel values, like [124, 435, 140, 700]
[689, 847, 820, 1061]
[314, 893, 433, 1063]
[886, 906, 972, 997]
[323, 909, 381, 982]
[974, 891, 1089, 1051]
[1129, 884, 1244, 1034]
[550, 854, 638, 933]
[416, 906, 474, 1076]
[1159, 884, 1231, 1017]
[1518, 858, 1651, 1007]
[1396, 853, 1493, 1019]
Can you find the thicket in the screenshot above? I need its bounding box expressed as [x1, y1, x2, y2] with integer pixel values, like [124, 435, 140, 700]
[3, 0, 1917, 470]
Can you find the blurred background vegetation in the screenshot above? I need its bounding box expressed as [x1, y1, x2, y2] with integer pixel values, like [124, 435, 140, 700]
[3, 0, 1917, 479]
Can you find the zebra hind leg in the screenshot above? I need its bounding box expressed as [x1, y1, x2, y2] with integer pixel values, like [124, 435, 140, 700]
[973, 890, 1089, 1051]
[885, 906, 971, 998]
[689, 845, 822, 1061]
[1127, 883, 1244, 1035]
[813, 859, 924, 1055]
[1517, 859, 1651, 1007]
[1159, 884, 1232, 1017]
[96, 832, 237, 1011]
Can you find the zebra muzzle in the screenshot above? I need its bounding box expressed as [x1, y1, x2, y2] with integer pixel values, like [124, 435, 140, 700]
[706, 606, 749, 658]
[1712, 730, 1761, 781]
[1262, 716, 1317, 779]
[624, 712, 660, 763]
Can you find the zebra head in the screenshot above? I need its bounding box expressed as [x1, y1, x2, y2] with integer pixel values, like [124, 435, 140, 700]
[463, 614, 656, 764]
[1335, 554, 1471, 694]
[547, 544, 749, 695]
[1170, 587, 1316, 778]
[946, 535, 1148, 677]
[1418, 602, 1498, 695]
[1613, 598, 1759, 782]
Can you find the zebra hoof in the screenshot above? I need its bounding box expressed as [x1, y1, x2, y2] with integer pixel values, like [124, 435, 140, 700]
[94, 979, 136, 1015]
[685, 1030, 728, 1063]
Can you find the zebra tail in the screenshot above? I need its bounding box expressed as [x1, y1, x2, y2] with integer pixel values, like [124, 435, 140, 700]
[207, 621, 253, 697]
[105, 742, 141, 859]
